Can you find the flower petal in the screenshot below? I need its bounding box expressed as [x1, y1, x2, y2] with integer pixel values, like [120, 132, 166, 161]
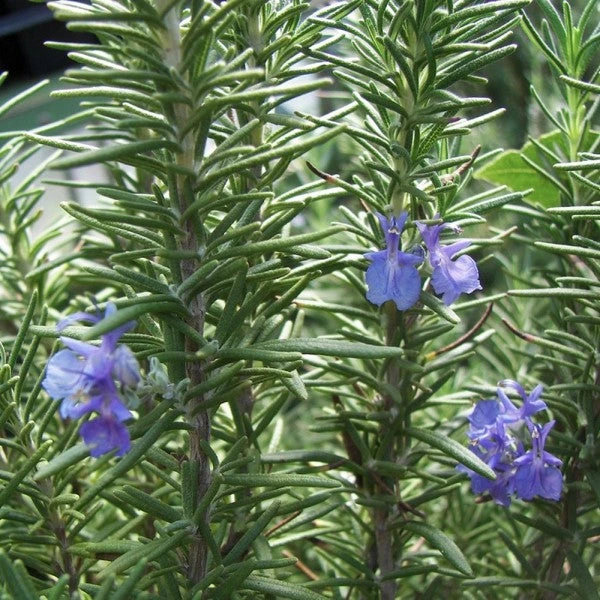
[112, 346, 141, 387]
[365, 253, 422, 310]
[365, 253, 390, 306]
[467, 399, 500, 439]
[57, 311, 101, 332]
[417, 221, 481, 305]
[537, 466, 563, 501]
[106, 396, 134, 422]
[80, 416, 131, 457]
[43, 349, 86, 400]
[431, 253, 481, 305]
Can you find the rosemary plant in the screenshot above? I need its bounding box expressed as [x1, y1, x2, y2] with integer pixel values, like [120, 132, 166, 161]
[473, 1, 600, 597]
[0, 1, 597, 599]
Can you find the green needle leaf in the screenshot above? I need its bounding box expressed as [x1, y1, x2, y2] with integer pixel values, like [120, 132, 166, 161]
[565, 550, 600, 600]
[243, 574, 330, 600]
[252, 338, 422, 365]
[406, 426, 496, 480]
[0, 552, 38, 600]
[222, 473, 341, 489]
[403, 521, 473, 577]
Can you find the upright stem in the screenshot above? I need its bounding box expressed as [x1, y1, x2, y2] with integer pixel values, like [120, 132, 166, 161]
[177, 97, 212, 591]
[373, 302, 400, 600]
[54, 519, 79, 594]
[158, 0, 211, 583]
[374, 506, 396, 600]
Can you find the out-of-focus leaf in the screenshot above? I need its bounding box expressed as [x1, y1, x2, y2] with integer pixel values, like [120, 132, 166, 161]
[585, 470, 600, 505]
[0, 552, 38, 600]
[566, 550, 600, 600]
[243, 574, 330, 600]
[474, 131, 562, 207]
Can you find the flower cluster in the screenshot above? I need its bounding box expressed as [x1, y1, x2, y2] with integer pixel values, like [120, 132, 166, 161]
[364, 212, 481, 310]
[42, 303, 140, 457]
[457, 381, 563, 506]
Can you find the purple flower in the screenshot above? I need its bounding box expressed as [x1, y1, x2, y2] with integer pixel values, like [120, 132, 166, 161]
[415, 219, 481, 305]
[459, 414, 521, 506]
[465, 448, 516, 507]
[513, 421, 563, 501]
[43, 303, 139, 457]
[467, 399, 500, 441]
[364, 212, 423, 310]
[497, 380, 546, 426]
[43, 348, 94, 418]
[458, 382, 562, 505]
[80, 415, 131, 458]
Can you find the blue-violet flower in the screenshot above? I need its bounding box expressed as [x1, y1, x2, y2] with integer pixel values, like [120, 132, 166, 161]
[415, 219, 481, 305]
[513, 421, 563, 501]
[497, 379, 546, 426]
[364, 212, 423, 311]
[43, 303, 139, 457]
[457, 382, 562, 505]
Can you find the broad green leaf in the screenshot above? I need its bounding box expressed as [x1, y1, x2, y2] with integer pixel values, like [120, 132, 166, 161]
[474, 131, 562, 207]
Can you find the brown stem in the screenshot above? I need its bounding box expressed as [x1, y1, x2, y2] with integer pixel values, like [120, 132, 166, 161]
[181, 235, 211, 583]
[440, 145, 481, 185]
[54, 521, 79, 595]
[372, 302, 401, 599]
[426, 302, 493, 359]
[374, 507, 396, 600]
[502, 318, 538, 342]
[157, 0, 213, 582]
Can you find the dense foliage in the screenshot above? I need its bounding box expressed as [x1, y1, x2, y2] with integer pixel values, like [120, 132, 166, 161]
[0, 1, 598, 598]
